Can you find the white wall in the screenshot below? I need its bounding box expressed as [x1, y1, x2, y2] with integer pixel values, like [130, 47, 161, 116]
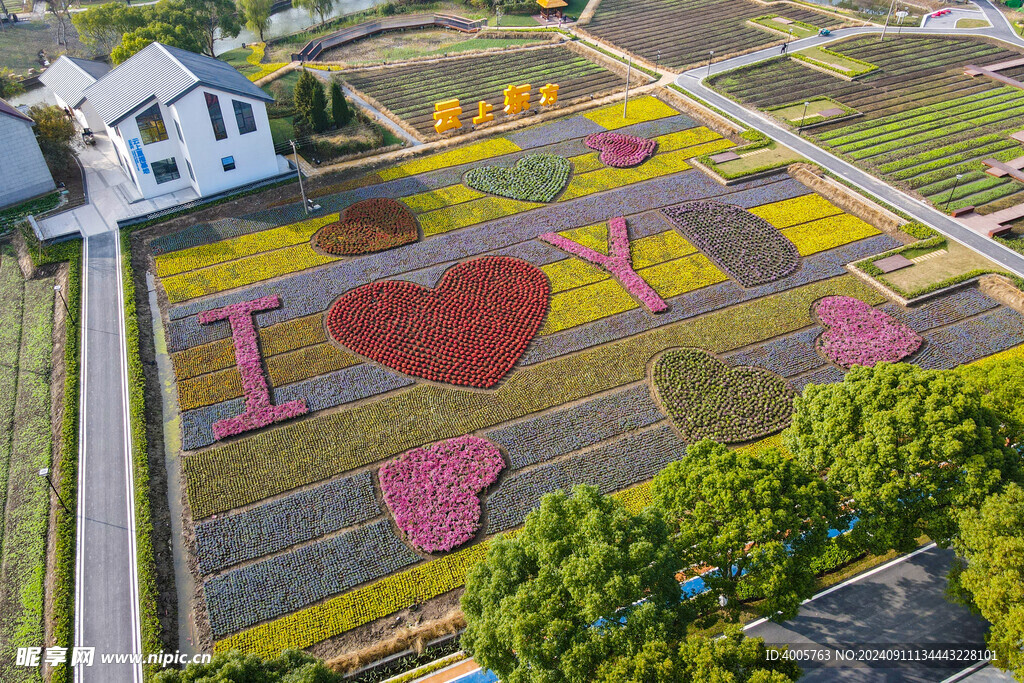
[171, 87, 278, 197]
[111, 100, 192, 199]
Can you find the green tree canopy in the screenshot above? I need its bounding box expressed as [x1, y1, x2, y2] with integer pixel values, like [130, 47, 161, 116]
[948, 483, 1024, 679]
[595, 627, 801, 683]
[236, 0, 273, 42]
[0, 68, 24, 99]
[461, 486, 691, 683]
[293, 0, 336, 26]
[329, 80, 350, 127]
[784, 363, 1019, 554]
[112, 0, 238, 62]
[309, 80, 329, 133]
[182, 0, 241, 58]
[153, 649, 342, 682]
[959, 356, 1024, 448]
[71, 3, 146, 56]
[29, 104, 76, 169]
[651, 440, 839, 621]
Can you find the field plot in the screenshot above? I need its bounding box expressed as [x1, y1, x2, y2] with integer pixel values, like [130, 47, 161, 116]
[583, 0, 841, 71]
[0, 246, 56, 683]
[342, 45, 628, 137]
[144, 95, 1024, 658]
[710, 36, 1024, 212]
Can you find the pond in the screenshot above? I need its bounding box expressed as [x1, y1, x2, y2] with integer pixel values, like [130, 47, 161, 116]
[214, 0, 384, 52]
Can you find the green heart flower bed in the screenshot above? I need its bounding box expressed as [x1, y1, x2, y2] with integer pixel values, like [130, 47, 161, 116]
[651, 348, 796, 444]
[463, 154, 572, 203]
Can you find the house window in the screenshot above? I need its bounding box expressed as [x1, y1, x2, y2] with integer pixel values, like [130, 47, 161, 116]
[221, 156, 236, 171]
[185, 158, 195, 181]
[232, 100, 257, 135]
[152, 157, 181, 184]
[136, 104, 168, 145]
[174, 119, 183, 142]
[205, 92, 227, 140]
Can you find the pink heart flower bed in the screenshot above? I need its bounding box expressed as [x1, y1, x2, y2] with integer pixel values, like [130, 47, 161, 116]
[584, 131, 657, 168]
[379, 436, 505, 553]
[814, 296, 923, 369]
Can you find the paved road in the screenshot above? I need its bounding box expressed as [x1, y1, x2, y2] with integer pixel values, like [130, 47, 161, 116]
[675, 19, 1024, 279]
[747, 545, 993, 682]
[73, 144, 144, 681]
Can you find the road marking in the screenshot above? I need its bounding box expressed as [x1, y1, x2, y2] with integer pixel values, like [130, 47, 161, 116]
[114, 232, 145, 683]
[940, 659, 992, 682]
[74, 236, 89, 683]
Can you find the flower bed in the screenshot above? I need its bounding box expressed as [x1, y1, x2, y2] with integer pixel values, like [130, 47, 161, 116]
[204, 518, 420, 638]
[878, 288, 998, 332]
[814, 296, 923, 368]
[921, 307, 1024, 366]
[723, 327, 826, 378]
[464, 154, 573, 203]
[379, 436, 505, 553]
[781, 214, 879, 256]
[380, 139, 522, 180]
[748, 194, 842, 229]
[325, 256, 550, 388]
[313, 198, 419, 255]
[652, 348, 796, 443]
[584, 132, 658, 168]
[194, 471, 380, 575]
[662, 201, 800, 288]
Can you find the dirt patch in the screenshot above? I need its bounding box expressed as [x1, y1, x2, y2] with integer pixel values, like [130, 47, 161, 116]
[980, 273, 1024, 314]
[326, 611, 466, 674]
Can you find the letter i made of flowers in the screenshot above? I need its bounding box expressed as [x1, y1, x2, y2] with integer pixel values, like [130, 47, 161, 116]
[539, 216, 668, 313]
[198, 295, 308, 440]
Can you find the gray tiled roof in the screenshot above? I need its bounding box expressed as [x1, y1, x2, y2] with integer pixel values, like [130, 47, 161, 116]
[39, 55, 109, 108]
[82, 42, 273, 126]
[0, 97, 33, 124]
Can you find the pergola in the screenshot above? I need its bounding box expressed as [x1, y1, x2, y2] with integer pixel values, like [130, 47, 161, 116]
[536, 0, 568, 20]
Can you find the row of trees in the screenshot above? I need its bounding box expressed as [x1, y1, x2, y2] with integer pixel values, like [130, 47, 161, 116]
[293, 70, 350, 135]
[460, 360, 1024, 682]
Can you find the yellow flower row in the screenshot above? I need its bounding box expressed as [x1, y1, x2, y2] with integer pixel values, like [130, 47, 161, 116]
[782, 214, 880, 257]
[418, 196, 544, 238]
[400, 184, 485, 213]
[748, 194, 843, 229]
[246, 43, 266, 66]
[379, 138, 522, 180]
[582, 96, 681, 130]
[156, 214, 339, 278]
[247, 63, 290, 82]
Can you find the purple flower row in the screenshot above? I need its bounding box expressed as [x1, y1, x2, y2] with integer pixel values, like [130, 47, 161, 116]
[815, 296, 923, 368]
[181, 362, 413, 451]
[165, 173, 811, 346]
[204, 518, 419, 638]
[379, 436, 505, 554]
[485, 425, 686, 534]
[506, 115, 607, 149]
[724, 327, 826, 378]
[662, 201, 800, 288]
[485, 384, 663, 470]
[790, 365, 846, 393]
[878, 288, 998, 332]
[922, 306, 1024, 366]
[194, 470, 379, 575]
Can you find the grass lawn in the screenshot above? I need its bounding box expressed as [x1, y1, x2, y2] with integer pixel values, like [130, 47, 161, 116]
[268, 116, 296, 147]
[770, 97, 851, 125]
[793, 45, 876, 77]
[713, 142, 804, 176]
[956, 18, 990, 29]
[0, 16, 87, 76]
[880, 241, 1005, 292]
[751, 15, 820, 39]
[321, 29, 547, 63]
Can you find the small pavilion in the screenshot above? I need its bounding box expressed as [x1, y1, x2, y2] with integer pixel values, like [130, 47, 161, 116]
[536, 0, 567, 20]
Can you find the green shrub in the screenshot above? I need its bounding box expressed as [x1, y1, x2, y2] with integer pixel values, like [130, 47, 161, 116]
[900, 222, 937, 240]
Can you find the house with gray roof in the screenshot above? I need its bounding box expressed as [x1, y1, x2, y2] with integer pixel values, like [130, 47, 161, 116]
[42, 42, 280, 200]
[0, 98, 56, 210]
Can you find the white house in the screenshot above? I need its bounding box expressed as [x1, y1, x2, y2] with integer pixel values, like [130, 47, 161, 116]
[0, 98, 56, 210]
[42, 43, 280, 201]
[37, 55, 110, 129]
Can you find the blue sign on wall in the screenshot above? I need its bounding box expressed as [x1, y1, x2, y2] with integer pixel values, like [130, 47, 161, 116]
[127, 138, 150, 175]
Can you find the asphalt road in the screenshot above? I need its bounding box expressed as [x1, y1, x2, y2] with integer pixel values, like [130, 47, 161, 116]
[75, 232, 142, 682]
[747, 545, 993, 682]
[675, 12, 1024, 279]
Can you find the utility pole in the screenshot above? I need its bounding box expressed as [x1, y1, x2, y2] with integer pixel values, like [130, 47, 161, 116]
[706, 50, 714, 79]
[39, 468, 71, 515]
[623, 54, 632, 119]
[880, 0, 896, 40]
[290, 140, 308, 215]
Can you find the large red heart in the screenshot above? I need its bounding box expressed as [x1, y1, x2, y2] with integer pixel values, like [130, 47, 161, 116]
[325, 256, 550, 388]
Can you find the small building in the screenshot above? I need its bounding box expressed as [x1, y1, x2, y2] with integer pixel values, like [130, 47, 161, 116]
[41, 42, 281, 201]
[38, 55, 110, 129]
[536, 0, 568, 20]
[0, 98, 56, 210]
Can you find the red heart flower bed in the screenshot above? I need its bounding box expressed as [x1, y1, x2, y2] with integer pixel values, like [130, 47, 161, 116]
[325, 256, 550, 388]
[313, 198, 419, 255]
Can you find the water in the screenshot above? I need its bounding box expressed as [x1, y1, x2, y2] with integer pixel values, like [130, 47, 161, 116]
[215, 0, 384, 52]
[6, 84, 56, 109]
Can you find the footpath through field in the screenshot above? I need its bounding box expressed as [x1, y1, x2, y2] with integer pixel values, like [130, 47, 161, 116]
[674, 17, 1024, 279]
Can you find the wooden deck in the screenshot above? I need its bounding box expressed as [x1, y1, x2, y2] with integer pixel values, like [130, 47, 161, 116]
[293, 14, 487, 61]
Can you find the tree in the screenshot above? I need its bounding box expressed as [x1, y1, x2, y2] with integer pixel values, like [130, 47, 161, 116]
[45, 0, 74, 47]
[153, 648, 343, 682]
[948, 483, 1024, 680]
[294, 0, 335, 26]
[329, 80, 350, 127]
[309, 79, 329, 133]
[461, 486, 691, 683]
[179, 0, 241, 57]
[29, 104, 76, 169]
[71, 3, 146, 56]
[0, 68, 24, 99]
[959, 356, 1024, 448]
[293, 70, 329, 133]
[595, 627, 801, 683]
[784, 363, 1019, 555]
[236, 0, 273, 42]
[651, 440, 838, 621]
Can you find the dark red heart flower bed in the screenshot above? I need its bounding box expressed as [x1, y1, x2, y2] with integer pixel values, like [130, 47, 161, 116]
[313, 198, 419, 255]
[325, 256, 550, 388]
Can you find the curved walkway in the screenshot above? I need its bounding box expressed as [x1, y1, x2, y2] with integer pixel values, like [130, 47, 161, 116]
[674, 18, 1024, 279]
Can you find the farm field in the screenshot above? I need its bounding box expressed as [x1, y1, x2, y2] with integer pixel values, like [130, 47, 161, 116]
[141, 94, 1024, 659]
[342, 45, 629, 137]
[709, 36, 1024, 213]
[0, 245, 56, 683]
[582, 0, 842, 71]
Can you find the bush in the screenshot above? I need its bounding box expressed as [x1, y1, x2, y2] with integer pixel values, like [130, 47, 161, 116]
[901, 222, 937, 240]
